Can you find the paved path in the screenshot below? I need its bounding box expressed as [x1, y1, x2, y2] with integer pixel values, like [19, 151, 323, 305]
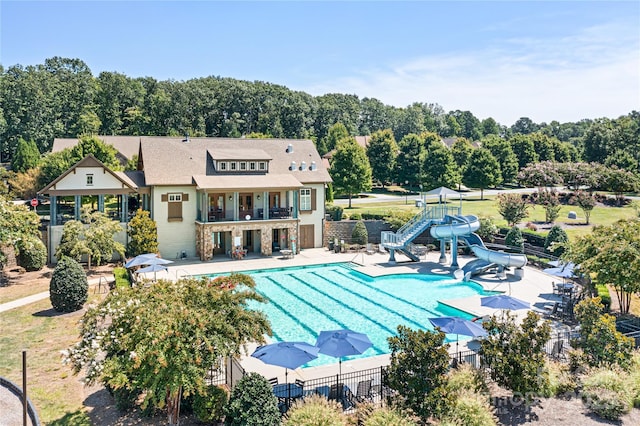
[0, 277, 113, 313]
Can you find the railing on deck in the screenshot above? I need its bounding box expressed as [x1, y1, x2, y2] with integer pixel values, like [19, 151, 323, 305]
[381, 205, 460, 247]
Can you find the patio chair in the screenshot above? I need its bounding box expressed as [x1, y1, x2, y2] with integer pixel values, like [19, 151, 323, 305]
[328, 383, 352, 410]
[365, 243, 375, 255]
[549, 340, 566, 360]
[354, 379, 373, 403]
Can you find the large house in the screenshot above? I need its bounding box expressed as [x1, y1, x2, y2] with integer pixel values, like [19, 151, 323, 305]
[39, 136, 332, 263]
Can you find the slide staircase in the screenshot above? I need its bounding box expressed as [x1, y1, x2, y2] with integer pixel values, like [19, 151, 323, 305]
[381, 205, 460, 262]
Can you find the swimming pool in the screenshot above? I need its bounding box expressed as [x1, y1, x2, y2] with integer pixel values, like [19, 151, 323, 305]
[205, 263, 493, 367]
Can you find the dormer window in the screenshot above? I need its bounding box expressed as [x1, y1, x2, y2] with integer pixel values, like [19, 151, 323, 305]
[239, 162, 247, 170]
[249, 162, 256, 171]
[230, 162, 237, 171]
[219, 162, 227, 171]
[259, 162, 266, 171]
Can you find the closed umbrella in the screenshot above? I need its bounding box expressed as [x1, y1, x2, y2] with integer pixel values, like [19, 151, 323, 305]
[428, 316, 487, 357]
[315, 329, 373, 376]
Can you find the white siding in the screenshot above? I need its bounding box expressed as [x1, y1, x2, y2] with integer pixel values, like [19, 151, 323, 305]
[152, 186, 198, 258]
[298, 183, 326, 248]
[54, 167, 125, 190]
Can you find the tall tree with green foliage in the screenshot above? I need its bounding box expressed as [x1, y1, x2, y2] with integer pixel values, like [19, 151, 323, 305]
[126, 209, 158, 257]
[462, 148, 502, 200]
[386, 325, 452, 422]
[366, 129, 398, 186]
[64, 274, 271, 426]
[481, 135, 519, 184]
[509, 134, 539, 169]
[568, 220, 640, 314]
[330, 137, 372, 208]
[395, 133, 425, 188]
[11, 138, 40, 173]
[324, 122, 350, 153]
[70, 134, 122, 170]
[480, 311, 551, 397]
[422, 141, 461, 190]
[56, 206, 125, 269]
[0, 195, 41, 266]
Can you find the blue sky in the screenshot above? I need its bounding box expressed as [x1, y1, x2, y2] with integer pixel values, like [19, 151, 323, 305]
[1, 1, 639, 126]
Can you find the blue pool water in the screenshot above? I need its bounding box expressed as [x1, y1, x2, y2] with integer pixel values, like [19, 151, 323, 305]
[205, 263, 493, 367]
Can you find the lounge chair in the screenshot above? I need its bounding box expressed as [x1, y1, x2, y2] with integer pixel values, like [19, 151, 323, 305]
[548, 340, 566, 360]
[365, 243, 375, 255]
[354, 379, 373, 403]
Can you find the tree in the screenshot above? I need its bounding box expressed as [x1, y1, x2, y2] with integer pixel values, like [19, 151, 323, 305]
[366, 129, 398, 186]
[37, 149, 74, 188]
[127, 209, 158, 256]
[509, 134, 539, 169]
[505, 226, 524, 252]
[480, 311, 551, 397]
[7, 167, 40, 200]
[351, 220, 368, 245]
[462, 148, 502, 200]
[572, 297, 634, 369]
[70, 134, 122, 171]
[56, 207, 125, 269]
[330, 137, 372, 208]
[0, 195, 41, 266]
[544, 225, 568, 257]
[324, 122, 350, 153]
[568, 220, 640, 314]
[481, 135, 519, 184]
[64, 274, 271, 426]
[422, 142, 461, 190]
[536, 189, 561, 223]
[517, 161, 563, 189]
[496, 193, 530, 226]
[603, 167, 639, 205]
[50, 256, 88, 312]
[476, 217, 499, 243]
[395, 133, 425, 188]
[11, 138, 40, 173]
[570, 190, 596, 225]
[386, 325, 452, 421]
[604, 149, 638, 173]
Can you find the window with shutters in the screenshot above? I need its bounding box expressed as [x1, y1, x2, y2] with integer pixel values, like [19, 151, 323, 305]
[166, 193, 184, 221]
[300, 188, 311, 211]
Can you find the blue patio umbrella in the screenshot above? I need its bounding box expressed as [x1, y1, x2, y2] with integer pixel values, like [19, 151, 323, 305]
[480, 294, 530, 311]
[135, 263, 169, 281]
[251, 341, 320, 382]
[315, 329, 373, 375]
[428, 316, 487, 356]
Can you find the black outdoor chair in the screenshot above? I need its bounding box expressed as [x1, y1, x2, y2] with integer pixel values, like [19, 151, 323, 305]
[354, 379, 373, 403]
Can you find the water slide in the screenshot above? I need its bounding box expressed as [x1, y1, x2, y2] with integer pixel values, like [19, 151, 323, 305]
[429, 215, 528, 280]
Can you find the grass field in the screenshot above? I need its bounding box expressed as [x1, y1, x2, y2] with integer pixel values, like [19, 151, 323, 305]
[338, 194, 638, 240]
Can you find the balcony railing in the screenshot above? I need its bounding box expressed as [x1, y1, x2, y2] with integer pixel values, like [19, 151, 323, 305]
[206, 207, 293, 222]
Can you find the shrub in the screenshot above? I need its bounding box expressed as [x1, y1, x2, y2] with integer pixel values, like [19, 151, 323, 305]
[505, 226, 524, 252]
[361, 406, 418, 426]
[283, 394, 346, 425]
[112, 267, 130, 289]
[581, 367, 633, 420]
[439, 390, 497, 426]
[544, 225, 568, 257]
[192, 384, 229, 424]
[49, 257, 88, 312]
[16, 235, 47, 271]
[224, 372, 280, 425]
[545, 360, 577, 397]
[629, 351, 640, 408]
[326, 205, 344, 221]
[446, 363, 488, 395]
[126, 209, 158, 257]
[351, 220, 368, 245]
[496, 193, 530, 226]
[476, 217, 498, 243]
[349, 212, 362, 220]
[595, 284, 611, 312]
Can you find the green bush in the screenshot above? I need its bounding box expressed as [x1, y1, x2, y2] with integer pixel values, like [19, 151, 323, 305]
[544, 225, 568, 257]
[224, 372, 280, 425]
[595, 284, 611, 312]
[350, 212, 362, 220]
[283, 394, 346, 425]
[326, 205, 344, 221]
[581, 367, 633, 420]
[361, 406, 417, 426]
[476, 217, 498, 243]
[505, 226, 524, 252]
[112, 267, 131, 289]
[192, 384, 229, 424]
[351, 220, 368, 245]
[16, 235, 47, 271]
[629, 351, 640, 408]
[439, 390, 497, 426]
[49, 257, 88, 313]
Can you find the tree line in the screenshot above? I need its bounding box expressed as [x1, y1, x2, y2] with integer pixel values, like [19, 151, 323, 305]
[2, 56, 637, 165]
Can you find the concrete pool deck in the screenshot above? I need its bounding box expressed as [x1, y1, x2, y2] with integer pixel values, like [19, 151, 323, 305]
[151, 247, 566, 383]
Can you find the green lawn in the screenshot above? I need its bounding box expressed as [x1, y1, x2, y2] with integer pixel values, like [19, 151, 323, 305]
[339, 195, 638, 240]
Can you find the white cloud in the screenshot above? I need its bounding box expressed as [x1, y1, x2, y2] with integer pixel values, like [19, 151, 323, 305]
[302, 20, 640, 125]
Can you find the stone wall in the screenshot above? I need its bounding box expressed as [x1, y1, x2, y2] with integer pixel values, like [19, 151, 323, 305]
[324, 220, 436, 247]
